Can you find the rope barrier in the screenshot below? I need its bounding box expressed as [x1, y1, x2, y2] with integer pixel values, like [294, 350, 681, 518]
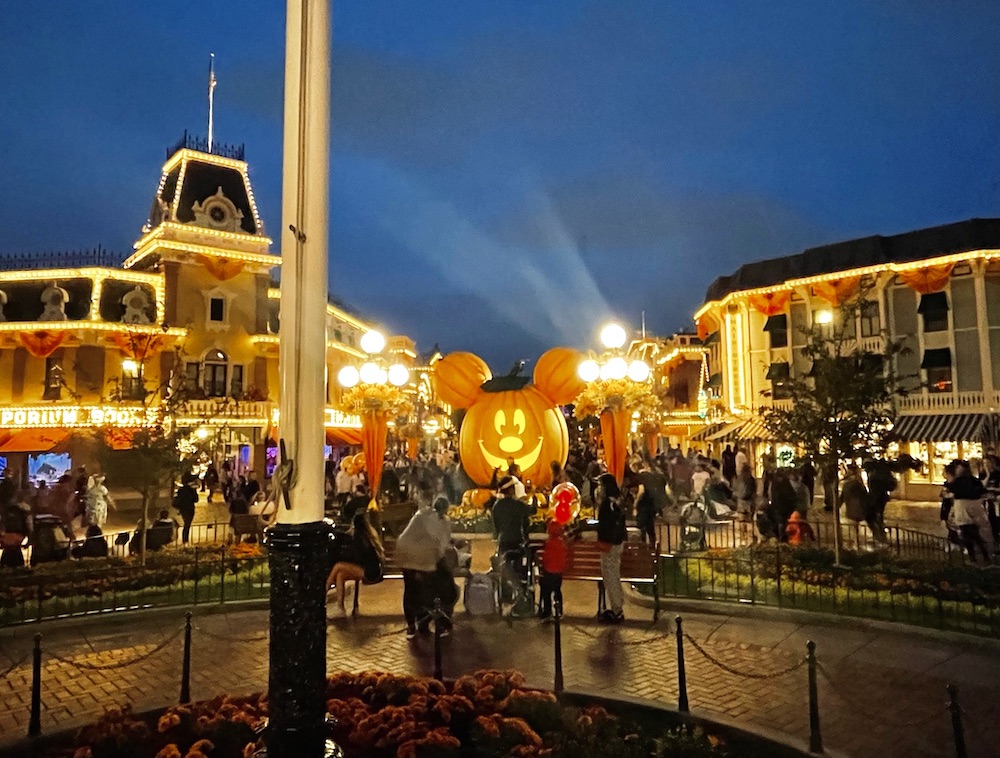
[562, 618, 676, 647]
[46, 628, 183, 671]
[816, 662, 929, 730]
[683, 633, 807, 679]
[0, 650, 31, 681]
[193, 624, 268, 643]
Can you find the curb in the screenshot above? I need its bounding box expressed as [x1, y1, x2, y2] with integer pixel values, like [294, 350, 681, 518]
[624, 584, 1000, 651]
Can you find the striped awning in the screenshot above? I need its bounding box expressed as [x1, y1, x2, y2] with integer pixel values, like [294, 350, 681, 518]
[705, 420, 745, 442]
[891, 413, 990, 443]
[689, 422, 725, 442]
[736, 418, 773, 441]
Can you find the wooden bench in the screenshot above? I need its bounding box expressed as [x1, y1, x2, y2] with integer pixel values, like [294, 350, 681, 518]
[349, 541, 402, 615]
[529, 538, 661, 620]
[229, 514, 265, 544]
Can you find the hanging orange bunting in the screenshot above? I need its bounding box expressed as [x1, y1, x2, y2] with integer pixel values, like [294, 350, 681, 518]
[746, 290, 791, 316]
[19, 331, 66, 358]
[812, 276, 860, 306]
[108, 332, 164, 360]
[696, 314, 717, 340]
[898, 264, 954, 295]
[196, 254, 244, 281]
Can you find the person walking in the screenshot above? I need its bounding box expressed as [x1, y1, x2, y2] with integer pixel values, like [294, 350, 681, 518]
[395, 496, 451, 639]
[840, 464, 872, 541]
[491, 475, 531, 590]
[721, 444, 736, 485]
[596, 473, 627, 624]
[946, 460, 992, 562]
[172, 476, 198, 545]
[634, 459, 666, 544]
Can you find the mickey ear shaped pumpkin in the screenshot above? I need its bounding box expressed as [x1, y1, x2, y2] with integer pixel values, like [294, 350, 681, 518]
[533, 347, 586, 405]
[433, 352, 492, 409]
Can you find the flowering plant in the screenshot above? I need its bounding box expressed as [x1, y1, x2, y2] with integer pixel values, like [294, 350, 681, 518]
[341, 383, 413, 417]
[573, 379, 660, 419]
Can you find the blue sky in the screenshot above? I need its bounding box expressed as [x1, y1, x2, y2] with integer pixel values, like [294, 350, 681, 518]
[1, 1, 998, 369]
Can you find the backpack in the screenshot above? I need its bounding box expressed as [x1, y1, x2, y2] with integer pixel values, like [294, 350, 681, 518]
[463, 573, 496, 616]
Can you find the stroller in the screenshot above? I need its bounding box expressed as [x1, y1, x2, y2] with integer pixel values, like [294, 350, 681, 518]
[491, 545, 535, 618]
[678, 500, 709, 552]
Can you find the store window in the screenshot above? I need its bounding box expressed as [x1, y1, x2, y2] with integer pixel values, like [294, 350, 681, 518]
[860, 300, 880, 337]
[230, 365, 244, 398]
[764, 314, 788, 348]
[921, 348, 952, 393]
[918, 292, 949, 333]
[204, 349, 228, 397]
[43, 357, 63, 400]
[184, 362, 201, 392]
[120, 359, 144, 400]
[766, 361, 791, 400]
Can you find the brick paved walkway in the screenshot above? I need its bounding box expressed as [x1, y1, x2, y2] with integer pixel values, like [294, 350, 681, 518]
[1, 574, 999, 758]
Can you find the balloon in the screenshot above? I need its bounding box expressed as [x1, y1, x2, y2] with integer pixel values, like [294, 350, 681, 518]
[550, 482, 580, 524]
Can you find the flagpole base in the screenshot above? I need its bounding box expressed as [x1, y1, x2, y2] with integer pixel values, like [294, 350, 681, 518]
[262, 520, 337, 758]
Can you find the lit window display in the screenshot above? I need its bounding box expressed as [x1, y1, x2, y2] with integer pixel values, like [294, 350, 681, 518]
[905, 440, 983, 483]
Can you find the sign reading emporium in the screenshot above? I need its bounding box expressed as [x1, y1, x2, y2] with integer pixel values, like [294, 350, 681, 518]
[0, 406, 160, 429]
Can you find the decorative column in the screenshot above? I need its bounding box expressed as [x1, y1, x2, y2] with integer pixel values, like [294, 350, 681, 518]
[265, 0, 335, 756]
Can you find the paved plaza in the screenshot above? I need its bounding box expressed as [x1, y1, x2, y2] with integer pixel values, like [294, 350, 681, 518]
[1, 572, 998, 758]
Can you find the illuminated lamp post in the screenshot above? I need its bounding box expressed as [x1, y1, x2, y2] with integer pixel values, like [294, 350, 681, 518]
[338, 330, 412, 509]
[573, 323, 657, 485]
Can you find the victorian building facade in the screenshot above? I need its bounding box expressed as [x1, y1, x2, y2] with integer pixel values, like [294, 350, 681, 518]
[693, 218, 1000, 499]
[0, 135, 417, 483]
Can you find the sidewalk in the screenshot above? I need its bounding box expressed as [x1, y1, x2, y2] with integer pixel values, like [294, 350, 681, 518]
[1, 567, 997, 757]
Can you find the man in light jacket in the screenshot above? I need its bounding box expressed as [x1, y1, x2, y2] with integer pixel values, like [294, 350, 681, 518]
[395, 499, 451, 638]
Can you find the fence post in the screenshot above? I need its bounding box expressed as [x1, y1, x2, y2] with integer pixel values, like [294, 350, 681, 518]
[180, 612, 192, 704]
[675, 615, 689, 712]
[219, 548, 226, 604]
[28, 633, 41, 738]
[432, 599, 443, 682]
[553, 598, 564, 695]
[947, 684, 967, 758]
[807, 640, 822, 754]
[193, 548, 200, 605]
[775, 544, 782, 607]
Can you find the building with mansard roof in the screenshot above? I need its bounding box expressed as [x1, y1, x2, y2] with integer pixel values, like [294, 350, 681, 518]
[692, 218, 1000, 499]
[0, 134, 424, 484]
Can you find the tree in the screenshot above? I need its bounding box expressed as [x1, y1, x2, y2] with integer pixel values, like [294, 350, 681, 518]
[760, 288, 910, 561]
[92, 337, 194, 565]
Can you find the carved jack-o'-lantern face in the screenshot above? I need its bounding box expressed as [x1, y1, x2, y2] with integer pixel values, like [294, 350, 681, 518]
[434, 348, 584, 489]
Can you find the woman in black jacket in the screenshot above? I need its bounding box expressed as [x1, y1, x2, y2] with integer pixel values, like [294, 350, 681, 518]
[596, 473, 627, 624]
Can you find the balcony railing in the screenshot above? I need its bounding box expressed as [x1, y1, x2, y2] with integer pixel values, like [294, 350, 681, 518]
[181, 399, 271, 421]
[895, 391, 1000, 413]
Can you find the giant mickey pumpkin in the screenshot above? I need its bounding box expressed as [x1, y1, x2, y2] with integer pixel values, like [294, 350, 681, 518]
[435, 348, 585, 489]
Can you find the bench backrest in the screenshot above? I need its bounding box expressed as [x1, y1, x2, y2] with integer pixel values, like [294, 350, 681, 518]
[551, 540, 658, 580]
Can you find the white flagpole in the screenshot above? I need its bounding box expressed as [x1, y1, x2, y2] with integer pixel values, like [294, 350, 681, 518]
[207, 53, 217, 153]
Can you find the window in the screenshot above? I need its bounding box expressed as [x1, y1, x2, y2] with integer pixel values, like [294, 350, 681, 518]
[763, 314, 788, 348]
[209, 298, 225, 322]
[121, 359, 144, 400]
[766, 362, 791, 400]
[204, 349, 228, 397]
[860, 300, 880, 337]
[230, 365, 244, 398]
[812, 309, 833, 338]
[918, 292, 949, 333]
[43, 357, 63, 400]
[333, 329, 342, 342]
[921, 348, 952, 393]
[184, 362, 201, 392]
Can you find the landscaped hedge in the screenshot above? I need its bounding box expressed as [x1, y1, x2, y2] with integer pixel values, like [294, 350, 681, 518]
[0, 543, 265, 607]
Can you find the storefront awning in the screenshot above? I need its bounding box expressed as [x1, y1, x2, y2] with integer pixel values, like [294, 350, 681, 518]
[0, 429, 69, 453]
[920, 349, 951, 369]
[763, 314, 788, 332]
[326, 427, 363, 447]
[705, 373, 722, 388]
[736, 418, 773, 441]
[891, 413, 989, 443]
[689, 422, 725, 442]
[705, 420, 745, 443]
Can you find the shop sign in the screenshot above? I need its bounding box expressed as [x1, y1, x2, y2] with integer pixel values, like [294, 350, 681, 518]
[0, 405, 158, 429]
[324, 408, 362, 428]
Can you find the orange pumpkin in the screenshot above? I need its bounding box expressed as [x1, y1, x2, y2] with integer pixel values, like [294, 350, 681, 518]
[462, 488, 494, 508]
[533, 347, 587, 405]
[434, 352, 492, 408]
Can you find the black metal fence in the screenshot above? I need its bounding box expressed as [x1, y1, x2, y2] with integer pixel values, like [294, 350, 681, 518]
[657, 547, 1000, 638]
[656, 518, 955, 563]
[0, 548, 267, 626]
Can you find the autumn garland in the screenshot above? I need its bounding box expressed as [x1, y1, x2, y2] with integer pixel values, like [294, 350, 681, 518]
[572, 378, 660, 419]
[340, 383, 414, 418]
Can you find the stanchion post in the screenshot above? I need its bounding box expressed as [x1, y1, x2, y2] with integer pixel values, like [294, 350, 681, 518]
[947, 684, 967, 758]
[675, 615, 689, 712]
[553, 598, 564, 695]
[180, 611, 193, 704]
[433, 599, 443, 682]
[807, 640, 822, 754]
[28, 633, 41, 738]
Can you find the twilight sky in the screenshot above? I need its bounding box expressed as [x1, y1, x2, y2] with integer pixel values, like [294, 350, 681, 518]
[1, 1, 998, 369]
